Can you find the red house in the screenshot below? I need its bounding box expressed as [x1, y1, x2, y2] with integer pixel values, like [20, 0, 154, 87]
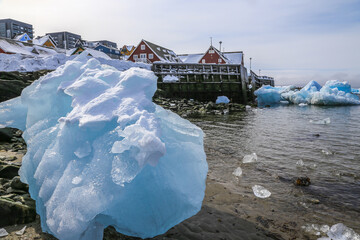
[178, 46, 244, 65]
[198, 45, 244, 65]
[127, 39, 181, 63]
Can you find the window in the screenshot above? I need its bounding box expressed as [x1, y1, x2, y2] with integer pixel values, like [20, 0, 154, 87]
[133, 54, 138, 59]
[218, 58, 222, 63]
[149, 53, 154, 59]
[209, 50, 215, 54]
[140, 53, 146, 58]
[141, 44, 145, 50]
[202, 59, 206, 63]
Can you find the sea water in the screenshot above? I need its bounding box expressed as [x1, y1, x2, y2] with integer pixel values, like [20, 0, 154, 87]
[191, 104, 360, 236]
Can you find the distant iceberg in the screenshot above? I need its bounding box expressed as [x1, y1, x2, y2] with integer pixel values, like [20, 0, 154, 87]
[0, 56, 208, 240]
[255, 80, 360, 106]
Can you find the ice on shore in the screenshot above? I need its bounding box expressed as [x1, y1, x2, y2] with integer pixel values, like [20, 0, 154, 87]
[216, 96, 230, 104]
[255, 80, 360, 106]
[252, 185, 271, 198]
[243, 153, 258, 163]
[232, 167, 243, 177]
[0, 228, 8, 237]
[0, 56, 208, 240]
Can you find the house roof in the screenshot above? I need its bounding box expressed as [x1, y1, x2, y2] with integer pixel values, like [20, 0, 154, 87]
[124, 45, 134, 51]
[179, 49, 243, 65]
[67, 47, 111, 60]
[0, 37, 62, 56]
[13, 33, 31, 41]
[0, 38, 30, 55]
[82, 48, 111, 59]
[178, 53, 203, 63]
[33, 35, 56, 47]
[142, 39, 180, 63]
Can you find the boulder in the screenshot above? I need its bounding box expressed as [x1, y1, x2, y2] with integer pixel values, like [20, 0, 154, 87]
[0, 165, 20, 179]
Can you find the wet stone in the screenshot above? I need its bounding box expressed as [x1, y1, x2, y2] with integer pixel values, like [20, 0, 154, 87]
[0, 165, 20, 179]
[293, 177, 311, 186]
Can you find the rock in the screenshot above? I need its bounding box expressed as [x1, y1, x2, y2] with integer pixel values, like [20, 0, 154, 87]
[6, 187, 27, 195]
[0, 197, 36, 227]
[293, 177, 311, 186]
[10, 176, 28, 191]
[0, 165, 20, 179]
[205, 101, 215, 110]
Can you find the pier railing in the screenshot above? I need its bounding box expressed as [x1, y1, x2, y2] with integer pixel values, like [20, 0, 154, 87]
[152, 63, 249, 104]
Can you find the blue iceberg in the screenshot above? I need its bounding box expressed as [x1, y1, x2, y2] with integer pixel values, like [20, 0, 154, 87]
[255, 80, 360, 106]
[0, 56, 208, 240]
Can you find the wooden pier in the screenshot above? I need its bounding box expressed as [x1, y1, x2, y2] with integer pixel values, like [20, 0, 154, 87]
[152, 63, 250, 104]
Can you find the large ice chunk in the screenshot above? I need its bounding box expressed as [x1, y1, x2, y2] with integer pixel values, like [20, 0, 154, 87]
[327, 223, 360, 240]
[0, 56, 208, 240]
[255, 80, 360, 106]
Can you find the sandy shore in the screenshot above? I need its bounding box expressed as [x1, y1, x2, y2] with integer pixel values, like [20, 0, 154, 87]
[2, 180, 282, 240]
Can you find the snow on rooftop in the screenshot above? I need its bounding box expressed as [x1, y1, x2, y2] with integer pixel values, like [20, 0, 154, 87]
[178, 54, 203, 63]
[222, 52, 243, 64]
[0, 39, 31, 55]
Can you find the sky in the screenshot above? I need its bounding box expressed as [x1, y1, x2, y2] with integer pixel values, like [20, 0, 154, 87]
[1, 0, 360, 87]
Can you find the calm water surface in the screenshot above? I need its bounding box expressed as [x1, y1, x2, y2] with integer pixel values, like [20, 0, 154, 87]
[192, 104, 360, 236]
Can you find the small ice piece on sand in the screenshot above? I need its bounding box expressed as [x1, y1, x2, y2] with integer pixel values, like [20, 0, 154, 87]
[232, 167, 242, 177]
[327, 223, 360, 240]
[0, 228, 8, 237]
[310, 118, 331, 125]
[245, 105, 252, 110]
[299, 103, 308, 107]
[15, 226, 26, 236]
[243, 153, 258, 163]
[296, 160, 305, 167]
[322, 149, 333, 155]
[252, 185, 271, 198]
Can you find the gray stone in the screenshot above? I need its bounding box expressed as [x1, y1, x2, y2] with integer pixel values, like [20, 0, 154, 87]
[10, 176, 28, 191]
[0, 197, 36, 227]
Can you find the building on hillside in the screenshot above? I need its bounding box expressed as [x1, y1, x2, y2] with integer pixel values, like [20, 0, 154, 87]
[121, 45, 135, 57]
[33, 35, 57, 49]
[127, 39, 181, 63]
[13, 33, 32, 42]
[178, 45, 244, 65]
[67, 46, 111, 60]
[0, 37, 61, 56]
[46, 31, 81, 49]
[94, 44, 121, 59]
[0, 19, 33, 39]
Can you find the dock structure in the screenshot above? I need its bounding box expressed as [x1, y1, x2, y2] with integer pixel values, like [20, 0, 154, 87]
[249, 70, 275, 89]
[152, 62, 249, 104]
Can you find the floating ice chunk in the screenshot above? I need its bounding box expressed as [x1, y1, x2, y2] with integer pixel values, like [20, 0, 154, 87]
[252, 185, 271, 198]
[299, 103, 308, 107]
[15, 226, 27, 236]
[310, 118, 331, 125]
[232, 167, 242, 177]
[255, 80, 360, 106]
[0, 228, 8, 237]
[327, 223, 360, 240]
[254, 85, 281, 105]
[280, 100, 289, 104]
[243, 153, 258, 163]
[0, 57, 208, 240]
[216, 96, 230, 104]
[163, 75, 179, 82]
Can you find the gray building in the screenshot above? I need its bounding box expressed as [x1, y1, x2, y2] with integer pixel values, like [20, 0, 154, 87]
[97, 40, 117, 49]
[46, 31, 81, 49]
[0, 18, 33, 39]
